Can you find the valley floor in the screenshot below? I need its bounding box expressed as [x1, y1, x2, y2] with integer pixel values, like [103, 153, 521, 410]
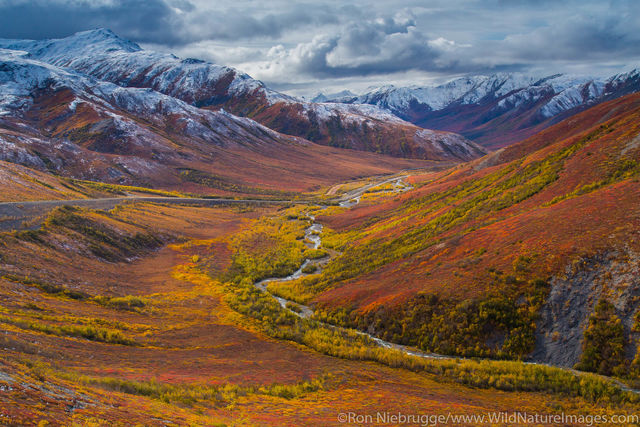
[0, 193, 637, 425]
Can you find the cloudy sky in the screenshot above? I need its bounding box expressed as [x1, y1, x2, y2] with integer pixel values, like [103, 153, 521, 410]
[0, 0, 638, 96]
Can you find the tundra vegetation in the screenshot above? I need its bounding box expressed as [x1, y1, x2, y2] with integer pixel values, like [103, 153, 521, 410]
[1, 93, 640, 423]
[575, 299, 627, 377]
[0, 198, 639, 424]
[285, 117, 640, 373]
[206, 207, 640, 406]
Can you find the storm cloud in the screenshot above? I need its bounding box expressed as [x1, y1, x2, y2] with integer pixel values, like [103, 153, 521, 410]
[0, 0, 179, 43]
[0, 0, 637, 96]
[0, 0, 339, 45]
[257, 12, 449, 79]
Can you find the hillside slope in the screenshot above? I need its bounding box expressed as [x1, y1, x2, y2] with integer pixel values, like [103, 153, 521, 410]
[0, 29, 485, 161]
[297, 92, 640, 369]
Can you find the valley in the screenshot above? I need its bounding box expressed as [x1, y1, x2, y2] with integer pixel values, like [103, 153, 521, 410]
[302, 93, 640, 369]
[0, 25, 639, 426]
[0, 179, 638, 425]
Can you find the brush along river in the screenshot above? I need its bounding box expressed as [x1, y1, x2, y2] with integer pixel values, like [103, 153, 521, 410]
[255, 176, 452, 360]
[253, 176, 640, 395]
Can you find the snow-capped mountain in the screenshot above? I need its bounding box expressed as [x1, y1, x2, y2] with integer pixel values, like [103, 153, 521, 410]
[0, 47, 311, 185]
[319, 71, 640, 149]
[0, 30, 485, 195]
[311, 90, 357, 103]
[0, 29, 287, 105]
[0, 29, 485, 160]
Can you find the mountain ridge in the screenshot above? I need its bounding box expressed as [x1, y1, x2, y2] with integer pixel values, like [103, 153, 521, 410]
[0, 29, 485, 161]
[319, 70, 640, 149]
[307, 91, 640, 366]
[0, 47, 432, 194]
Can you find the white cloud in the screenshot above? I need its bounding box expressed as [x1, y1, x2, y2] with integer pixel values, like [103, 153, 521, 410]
[1, 0, 638, 96]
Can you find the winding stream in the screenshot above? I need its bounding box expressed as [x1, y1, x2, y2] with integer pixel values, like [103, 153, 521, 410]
[254, 176, 449, 360]
[251, 176, 640, 393]
[254, 215, 323, 319]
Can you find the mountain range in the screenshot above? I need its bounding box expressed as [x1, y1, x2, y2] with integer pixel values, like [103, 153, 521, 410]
[0, 30, 483, 195]
[3, 28, 640, 192]
[0, 29, 485, 164]
[316, 70, 640, 149]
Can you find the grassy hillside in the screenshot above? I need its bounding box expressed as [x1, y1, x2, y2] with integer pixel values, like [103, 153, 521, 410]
[284, 93, 640, 364]
[0, 201, 637, 424]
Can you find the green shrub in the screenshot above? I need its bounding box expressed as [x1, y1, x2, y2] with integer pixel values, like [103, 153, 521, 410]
[44, 206, 163, 262]
[575, 299, 627, 376]
[2, 274, 89, 300]
[0, 314, 136, 345]
[92, 295, 147, 311]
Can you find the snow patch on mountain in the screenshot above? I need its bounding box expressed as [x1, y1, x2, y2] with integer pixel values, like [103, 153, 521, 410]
[306, 102, 406, 124]
[330, 70, 639, 124]
[0, 133, 48, 168]
[414, 128, 485, 158]
[0, 29, 293, 106]
[311, 90, 357, 103]
[0, 29, 424, 131]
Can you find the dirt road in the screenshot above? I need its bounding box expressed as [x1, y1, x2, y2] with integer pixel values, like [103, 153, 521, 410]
[0, 196, 301, 231]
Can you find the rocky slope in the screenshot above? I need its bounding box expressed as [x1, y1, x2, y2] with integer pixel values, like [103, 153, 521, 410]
[533, 248, 640, 367]
[0, 29, 485, 161]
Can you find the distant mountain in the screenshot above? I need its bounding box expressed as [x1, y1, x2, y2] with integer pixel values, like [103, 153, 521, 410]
[0, 47, 428, 194]
[0, 29, 485, 161]
[321, 71, 640, 149]
[311, 90, 357, 103]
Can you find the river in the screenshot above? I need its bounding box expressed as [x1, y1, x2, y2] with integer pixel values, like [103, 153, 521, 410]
[251, 176, 640, 394]
[253, 176, 450, 360]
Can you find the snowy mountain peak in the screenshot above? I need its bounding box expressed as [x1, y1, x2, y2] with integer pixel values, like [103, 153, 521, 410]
[330, 71, 620, 114]
[326, 68, 639, 149]
[311, 90, 357, 103]
[67, 28, 142, 52]
[608, 68, 640, 85]
[0, 30, 486, 162]
[0, 28, 141, 65]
